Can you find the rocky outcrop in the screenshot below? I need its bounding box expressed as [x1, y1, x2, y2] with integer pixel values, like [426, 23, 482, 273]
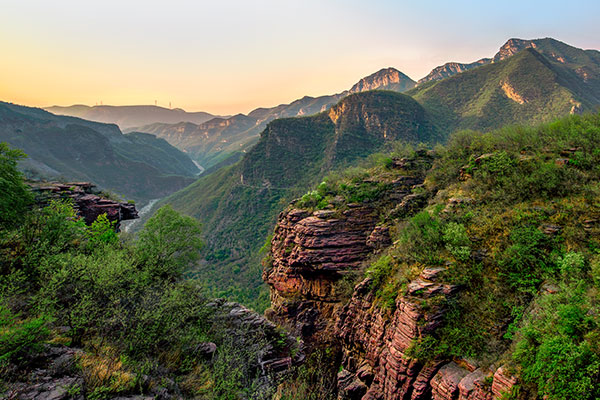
[264, 155, 520, 399]
[336, 275, 518, 400]
[493, 38, 535, 62]
[336, 272, 457, 400]
[418, 59, 490, 84]
[264, 161, 428, 343]
[264, 206, 380, 341]
[3, 345, 84, 400]
[29, 181, 138, 230]
[350, 68, 416, 93]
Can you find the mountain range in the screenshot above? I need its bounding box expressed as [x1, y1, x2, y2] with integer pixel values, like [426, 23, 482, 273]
[121, 68, 419, 168]
[44, 104, 222, 131]
[150, 37, 600, 306]
[0, 102, 199, 202]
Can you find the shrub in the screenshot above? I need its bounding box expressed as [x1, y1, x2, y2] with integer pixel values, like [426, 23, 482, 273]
[443, 222, 471, 261]
[0, 306, 49, 366]
[368, 255, 394, 290]
[499, 227, 554, 294]
[399, 210, 444, 264]
[88, 214, 118, 248]
[513, 281, 600, 400]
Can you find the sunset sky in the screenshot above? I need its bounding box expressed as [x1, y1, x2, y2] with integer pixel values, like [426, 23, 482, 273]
[1, 0, 599, 115]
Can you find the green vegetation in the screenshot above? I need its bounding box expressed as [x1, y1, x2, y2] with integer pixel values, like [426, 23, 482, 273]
[356, 112, 600, 399]
[409, 46, 599, 133]
[0, 145, 294, 398]
[0, 143, 32, 228]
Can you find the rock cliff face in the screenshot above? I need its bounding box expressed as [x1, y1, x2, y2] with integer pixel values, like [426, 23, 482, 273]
[264, 156, 518, 399]
[29, 181, 138, 229]
[336, 277, 517, 400]
[492, 38, 535, 62]
[264, 160, 427, 343]
[350, 68, 416, 94]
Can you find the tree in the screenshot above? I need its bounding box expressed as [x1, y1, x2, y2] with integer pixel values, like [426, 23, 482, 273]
[136, 205, 203, 280]
[0, 143, 32, 229]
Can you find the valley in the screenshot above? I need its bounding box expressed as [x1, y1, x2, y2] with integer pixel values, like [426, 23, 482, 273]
[1, 31, 600, 400]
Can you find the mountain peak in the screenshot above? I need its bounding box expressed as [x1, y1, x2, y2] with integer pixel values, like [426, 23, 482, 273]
[349, 67, 416, 93]
[418, 58, 491, 84]
[493, 38, 536, 62]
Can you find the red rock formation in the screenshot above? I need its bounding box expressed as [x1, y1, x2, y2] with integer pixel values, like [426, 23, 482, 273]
[29, 181, 138, 229]
[264, 205, 380, 340]
[264, 157, 519, 400]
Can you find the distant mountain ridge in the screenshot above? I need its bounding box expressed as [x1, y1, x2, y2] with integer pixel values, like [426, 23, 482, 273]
[45, 104, 222, 130]
[418, 59, 491, 84]
[410, 38, 600, 133]
[126, 68, 414, 168]
[0, 101, 199, 202]
[419, 37, 600, 86]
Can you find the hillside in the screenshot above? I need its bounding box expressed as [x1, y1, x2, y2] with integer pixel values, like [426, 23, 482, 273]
[269, 111, 600, 400]
[129, 68, 416, 168]
[45, 104, 220, 130]
[0, 101, 198, 202]
[418, 37, 600, 94]
[158, 91, 440, 308]
[410, 47, 600, 132]
[0, 159, 300, 399]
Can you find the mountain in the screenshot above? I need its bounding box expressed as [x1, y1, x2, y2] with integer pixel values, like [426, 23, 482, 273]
[0, 101, 198, 202]
[128, 68, 417, 169]
[418, 37, 600, 92]
[410, 45, 600, 132]
[418, 58, 491, 84]
[45, 104, 221, 130]
[349, 67, 416, 93]
[151, 37, 600, 309]
[128, 94, 344, 168]
[154, 91, 440, 308]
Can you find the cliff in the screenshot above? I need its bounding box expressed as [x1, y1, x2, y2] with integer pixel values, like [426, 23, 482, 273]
[418, 59, 490, 84]
[264, 153, 521, 400]
[350, 68, 416, 94]
[266, 113, 600, 400]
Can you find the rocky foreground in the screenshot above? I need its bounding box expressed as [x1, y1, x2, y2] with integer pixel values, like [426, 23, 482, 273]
[264, 154, 518, 400]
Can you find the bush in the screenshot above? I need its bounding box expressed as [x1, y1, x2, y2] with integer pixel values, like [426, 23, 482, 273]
[0, 306, 48, 366]
[499, 227, 554, 294]
[443, 222, 471, 261]
[368, 255, 394, 290]
[513, 281, 600, 400]
[399, 210, 444, 264]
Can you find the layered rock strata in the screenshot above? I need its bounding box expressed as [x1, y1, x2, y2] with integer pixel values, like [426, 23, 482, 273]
[29, 181, 138, 229]
[264, 163, 425, 343]
[264, 157, 518, 399]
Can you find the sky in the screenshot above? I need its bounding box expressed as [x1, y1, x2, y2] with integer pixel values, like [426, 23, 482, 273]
[1, 0, 599, 115]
